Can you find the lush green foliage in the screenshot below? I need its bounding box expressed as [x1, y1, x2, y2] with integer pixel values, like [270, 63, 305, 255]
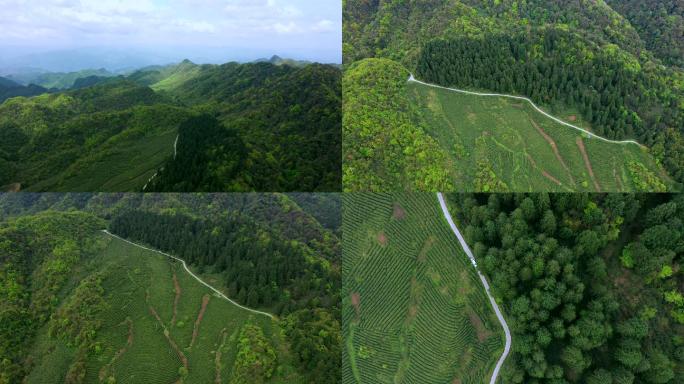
[6, 68, 115, 90]
[606, 0, 684, 67]
[0, 211, 105, 383]
[451, 193, 684, 383]
[342, 58, 453, 191]
[342, 193, 503, 383]
[156, 61, 342, 191]
[0, 193, 340, 383]
[0, 76, 48, 103]
[109, 209, 338, 316]
[408, 79, 669, 192]
[343, 0, 684, 191]
[1, 60, 341, 192]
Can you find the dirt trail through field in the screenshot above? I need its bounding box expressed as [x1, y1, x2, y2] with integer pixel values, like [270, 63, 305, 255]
[99, 318, 134, 382]
[190, 294, 210, 347]
[214, 328, 228, 384]
[576, 137, 601, 191]
[148, 304, 189, 370]
[409, 74, 645, 148]
[530, 119, 576, 186]
[526, 154, 562, 186]
[171, 273, 181, 326]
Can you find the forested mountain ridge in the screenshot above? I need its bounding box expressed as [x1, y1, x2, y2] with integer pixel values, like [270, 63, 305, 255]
[0, 193, 340, 383]
[146, 61, 342, 191]
[0, 59, 341, 192]
[606, 0, 684, 68]
[343, 0, 684, 190]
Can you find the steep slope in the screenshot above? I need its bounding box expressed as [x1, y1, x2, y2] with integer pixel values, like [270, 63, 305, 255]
[0, 193, 341, 383]
[146, 62, 342, 192]
[0, 80, 189, 191]
[0, 76, 48, 103]
[342, 0, 684, 190]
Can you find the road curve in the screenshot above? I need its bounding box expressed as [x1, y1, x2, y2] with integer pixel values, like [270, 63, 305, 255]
[436, 193, 511, 384]
[102, 230, 275, 320]
[409, 74, 645, 149]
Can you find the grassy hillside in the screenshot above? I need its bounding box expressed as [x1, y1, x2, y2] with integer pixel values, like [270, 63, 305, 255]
[409, 81, 670, 192]
[25, 234, 299, 384]
[343, 0, 684, 191]
[342, 193, 503, 383]
[0, 193, 341, 383]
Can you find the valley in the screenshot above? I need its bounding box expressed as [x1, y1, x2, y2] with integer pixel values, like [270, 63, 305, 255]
[0, 57, 341, 192]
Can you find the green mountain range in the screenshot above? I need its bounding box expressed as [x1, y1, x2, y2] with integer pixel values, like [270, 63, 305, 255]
[342, 0, 684, 192]
[0, 192, 341, 384]
[0, 59, 341, 192]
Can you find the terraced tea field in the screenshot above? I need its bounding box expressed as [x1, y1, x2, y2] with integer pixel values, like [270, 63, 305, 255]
[407, 81, 671, 192]
[26, 233, 303, 384]
[342, 193, 504, 384]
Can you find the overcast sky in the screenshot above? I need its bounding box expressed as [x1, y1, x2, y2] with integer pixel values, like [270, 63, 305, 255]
[0, 0, 341, 64]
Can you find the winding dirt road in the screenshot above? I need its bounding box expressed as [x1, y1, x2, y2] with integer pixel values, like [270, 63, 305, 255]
[436, 193, 511, 384]
[102, 230, 274, 319]
[409, 74, 645, 149]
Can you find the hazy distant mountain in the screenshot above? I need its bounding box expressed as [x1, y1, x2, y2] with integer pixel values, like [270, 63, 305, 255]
[0, 76, 48, 102]
[6, 68, 115, 89]
[254, 55, 313, 67]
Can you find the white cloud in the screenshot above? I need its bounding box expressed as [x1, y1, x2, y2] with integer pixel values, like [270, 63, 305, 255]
[312, 19, 334, 33]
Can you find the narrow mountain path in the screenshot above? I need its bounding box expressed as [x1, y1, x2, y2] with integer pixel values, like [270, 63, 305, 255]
[436, 193, 511, 384]
[409, 74, 645, 148]
[102, 230, 274, 319]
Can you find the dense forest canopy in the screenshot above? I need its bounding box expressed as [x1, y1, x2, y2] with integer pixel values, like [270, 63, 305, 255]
[0, 193, 341, 383]
[449, 193, 684, 383]
[0, 59, 341, 192]
[343, 0, 684, 190]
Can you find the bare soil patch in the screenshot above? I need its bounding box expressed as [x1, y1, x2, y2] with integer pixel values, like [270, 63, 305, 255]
[530, 118, 576, 186]
[525, 154, 562, 186]
[171, 273, 181, 326]
[576, 137, 601, 191]
[614, 167, 625, 191]
[2, 183, 21, 192]
[190, 294, 211, 347]
[567, 115, 577, 122]
[377, 231, 387, 246]
[149, 305, 188, 370]
[417, 236, 436, 262]
[99, 318, 134, 381]
[214, 328, 228, 384]
[468, 310, 492, 342]
[351, 292, 361, 320]
[392, 203, 406, 220]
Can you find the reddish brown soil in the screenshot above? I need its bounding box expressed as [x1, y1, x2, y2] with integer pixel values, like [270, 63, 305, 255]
[568, 115, 577, 122]
[2, 183, 21, 192]
[351, 292, 361, 320]
[614, 167, 625, 191]
[526, 154, 562, 186]
[576, 137, 601, 191]
[190, 294, 210, 347]
[377, 231, 387, 246]
[99, 318, 134, 381]
[468, 310, 492, 342]
[392, 203, 406, 220]
[149, 305, 188, 370]
[214, 328, 228, 384]
[530, 118, 575, 185]
[171, 273, 181, 326]
[417, 236, 436, 262]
